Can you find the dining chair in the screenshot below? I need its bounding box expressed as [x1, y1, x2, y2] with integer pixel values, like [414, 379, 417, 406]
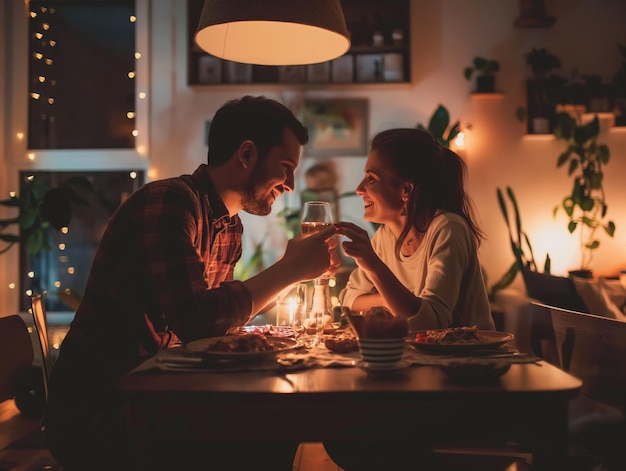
[30, 294, 53, 404]
[549, 304, 626, 470]
[0, 314, 34, 404]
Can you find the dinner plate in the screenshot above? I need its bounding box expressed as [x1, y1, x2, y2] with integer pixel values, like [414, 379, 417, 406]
[406, 330, 514, 354]
[186, 335, 299, 361]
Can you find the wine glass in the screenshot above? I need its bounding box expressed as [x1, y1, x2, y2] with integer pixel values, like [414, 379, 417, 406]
[300, 201, 334, 346]
[300, 201, 334, 236]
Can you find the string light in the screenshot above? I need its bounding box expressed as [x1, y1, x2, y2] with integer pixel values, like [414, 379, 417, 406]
[28, 271, 35, 278]
[9, 191, 16, 198]
[132, 130, 139, 137]
[61, 227, 69, 234]
[27, 153, 36, 161]
[127, 71, 135, 79]
[58, 243, 65, 250]
[129, 15, 136, 22]
[126, 111, 135, 119]
[129, 171, 137, 179]
[134, 52, 141, 59]
[8, 283, 15, 290]
[138, 92, 146, 99]
[16, 132, 24, 140]
[67, 267, 75, 275]
[54, 281, 61, 288]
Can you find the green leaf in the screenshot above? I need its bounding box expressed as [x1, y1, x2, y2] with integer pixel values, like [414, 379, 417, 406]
[586, 240, 600, 250]
[428, 105, 450, 144]
[605, 221, 616, 237]
[597, 144, 610, 164]
[568, 221, 577, 233]
[556, 151, 570, 168]
[463, 67, 473, 80]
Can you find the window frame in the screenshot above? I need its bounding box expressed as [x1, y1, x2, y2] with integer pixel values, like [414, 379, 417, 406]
[3, 0, 150, 316]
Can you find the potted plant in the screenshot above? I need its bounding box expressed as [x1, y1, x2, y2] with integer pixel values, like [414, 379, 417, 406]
[416, 104, 461, 148]
[523, 47, 563, 134]
[553, 112, 615, 277]
[464, 56, 500, 93]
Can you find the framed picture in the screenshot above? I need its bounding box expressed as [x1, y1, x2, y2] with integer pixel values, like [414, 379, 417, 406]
[197, 55, 222, 84]
[307, 62, 330, 83]
[330, 54, 354, 83]
[302, 98, 369, 157]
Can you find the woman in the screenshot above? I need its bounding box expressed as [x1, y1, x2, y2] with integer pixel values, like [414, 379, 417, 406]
[336, 127, 494, 331]
[324, 128, 494, 470]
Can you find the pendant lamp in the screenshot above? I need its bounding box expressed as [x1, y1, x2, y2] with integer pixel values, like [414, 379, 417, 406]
[194, 0, 351, 66]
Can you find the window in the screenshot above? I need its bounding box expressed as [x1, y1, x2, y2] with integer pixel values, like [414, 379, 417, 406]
[28, 0, 137, 149]
[4, 0, 150, 314]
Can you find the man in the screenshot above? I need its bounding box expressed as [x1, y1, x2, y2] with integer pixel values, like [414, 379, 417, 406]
[44, 96, 337, 470]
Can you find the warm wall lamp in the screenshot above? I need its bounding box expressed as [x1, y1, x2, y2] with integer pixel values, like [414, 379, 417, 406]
[194, 0, 351, 66]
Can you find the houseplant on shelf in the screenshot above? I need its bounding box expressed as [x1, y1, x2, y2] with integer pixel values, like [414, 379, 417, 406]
[416, 104, 461, 148]
[522, 47, 564, 134]
[553, 112, 615, 277]
[464, 56, 500, 93]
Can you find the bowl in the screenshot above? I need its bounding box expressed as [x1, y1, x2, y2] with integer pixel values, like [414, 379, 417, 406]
[357, 338, 406, 367]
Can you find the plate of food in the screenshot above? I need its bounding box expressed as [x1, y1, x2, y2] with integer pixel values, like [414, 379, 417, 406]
[186, 333, 299, 361]
[407, 326, 514, 354]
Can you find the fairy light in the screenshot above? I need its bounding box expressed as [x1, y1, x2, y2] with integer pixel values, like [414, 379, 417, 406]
[138, 92, 146, 99]
[34, 52, 43, 60]
[49, 40, 56, 47]
[28, 271, 35, 278]
[54, 281, 61, 288]
[129, 171, 137, 179]
[132, 130, 139, 137]
[25, 289, 33, 297]
[35, 32, 43, 39]
[58, 256, 68, 263]
[48, 98, 54, 104]
[67, 267, 75, 275]
[58, 243, 65, 250]
[45, 58, 53, 65]
[61, 227, 69, 234]
[16, 132, 24, 140]
[31, 92, 40, 99]
[9, 191, 16, 198]
[137, 145, 146, 155]
[38, 76, 46, 82]
[30, 11, 37, 18]
[8, 283, 15, 290]
[126, 111, 135, 119]
[27, 153, 36, 161]
[26, 175, 35, 182]
[129, 15, 136, 22]
[134, 52, 141, 59]
[127, 71, 135, 79]
[42, 23, 49, 30]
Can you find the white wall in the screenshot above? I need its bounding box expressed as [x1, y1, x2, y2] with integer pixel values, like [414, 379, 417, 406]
[149, 0, 626, 285]
[2, 0, 626, 314]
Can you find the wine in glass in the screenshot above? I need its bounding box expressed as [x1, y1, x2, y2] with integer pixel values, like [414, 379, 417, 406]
[300, 201, 334, 346]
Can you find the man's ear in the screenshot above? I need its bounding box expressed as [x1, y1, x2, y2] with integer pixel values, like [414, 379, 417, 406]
[238, 140, 258, 169]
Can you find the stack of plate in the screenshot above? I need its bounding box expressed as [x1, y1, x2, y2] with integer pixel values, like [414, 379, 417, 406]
[357, 338, 406, 371]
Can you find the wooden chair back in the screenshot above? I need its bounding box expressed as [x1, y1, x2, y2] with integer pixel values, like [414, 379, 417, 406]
[549, 305, 626, 412]
[0, 315, 34, 403]
[31, 294, 52, 402]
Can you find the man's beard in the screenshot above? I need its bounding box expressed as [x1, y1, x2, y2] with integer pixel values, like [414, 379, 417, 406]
[241, 170, 272, 216]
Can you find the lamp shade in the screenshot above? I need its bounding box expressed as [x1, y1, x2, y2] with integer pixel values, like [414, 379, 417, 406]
[195, 0, 351, 66]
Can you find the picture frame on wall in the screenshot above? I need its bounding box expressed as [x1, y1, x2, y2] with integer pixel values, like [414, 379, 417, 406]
[330, 55, 354, 83]
[302, 98, 369, 157]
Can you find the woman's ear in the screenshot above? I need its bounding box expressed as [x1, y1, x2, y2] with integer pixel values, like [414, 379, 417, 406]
[402, 180, 414, 199]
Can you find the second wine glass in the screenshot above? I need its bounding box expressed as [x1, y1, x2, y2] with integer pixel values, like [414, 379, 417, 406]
[300, 201, 334, 346]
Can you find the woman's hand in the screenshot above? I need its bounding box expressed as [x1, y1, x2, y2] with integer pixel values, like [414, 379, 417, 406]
[335, 222, 381, 274]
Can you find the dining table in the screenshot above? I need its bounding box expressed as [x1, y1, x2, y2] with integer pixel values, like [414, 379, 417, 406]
[117, 331, 582, 470]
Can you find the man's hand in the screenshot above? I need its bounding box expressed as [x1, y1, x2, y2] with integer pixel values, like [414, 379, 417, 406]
[282, 225, 338, 281]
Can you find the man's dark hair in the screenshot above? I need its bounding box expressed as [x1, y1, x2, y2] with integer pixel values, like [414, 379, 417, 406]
[207, 95, 308, 166]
